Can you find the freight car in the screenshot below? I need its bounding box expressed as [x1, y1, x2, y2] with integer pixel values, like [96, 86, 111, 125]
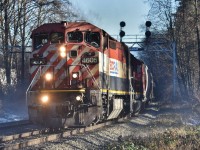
[26, 21, 152, 128]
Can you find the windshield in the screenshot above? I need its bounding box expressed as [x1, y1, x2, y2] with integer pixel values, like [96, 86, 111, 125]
[34, 33, 48, 50]
[85, 32, 100, 48]
[34, 32, 65, 50]
[50, 32, 64, 43]
[67, 31, 83, 43]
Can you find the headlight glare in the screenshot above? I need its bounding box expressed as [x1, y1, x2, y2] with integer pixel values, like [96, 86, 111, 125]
[59, 46, 66, 52]
[60, 52, 66, 58]
[72, 72, 78, 79]
[59, 46, 66, 58]
[76, 95, 82, 101]
[41, 95, 49, 103]
[45, 73, 53, 81]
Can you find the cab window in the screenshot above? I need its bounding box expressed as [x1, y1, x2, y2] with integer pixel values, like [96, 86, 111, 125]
[109, 40, 116, 49]
[67, 31, 83, 42]
[34, 33, 48, 50]
[85, 32, 100, 48]
[50, 32, 64, 43]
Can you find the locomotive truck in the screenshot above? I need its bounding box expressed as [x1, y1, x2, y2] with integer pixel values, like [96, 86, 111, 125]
[26, 21, 152, 128]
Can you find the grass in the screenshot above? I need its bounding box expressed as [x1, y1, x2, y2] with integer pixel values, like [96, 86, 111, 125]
[106, 126, 200, 150]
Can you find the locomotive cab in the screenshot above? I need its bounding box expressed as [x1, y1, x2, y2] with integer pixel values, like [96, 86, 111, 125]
[27, 22, 103, 127]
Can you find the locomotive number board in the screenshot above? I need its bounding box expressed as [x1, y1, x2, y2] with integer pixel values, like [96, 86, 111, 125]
[30, 58, 47, 65]
[81, 57, 98, 64]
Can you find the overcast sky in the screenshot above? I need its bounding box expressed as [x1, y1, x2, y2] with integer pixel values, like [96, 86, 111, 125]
[71, 0, 150, 36]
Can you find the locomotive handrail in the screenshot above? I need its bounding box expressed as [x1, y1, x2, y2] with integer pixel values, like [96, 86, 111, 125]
[26, 66, 42, 92]
[27, 65, 55, 92]
[70, 64, 100, 90]
[130, 77, 136, 103]
[26, 66, 42, 107]
[83, 64, 100, 90]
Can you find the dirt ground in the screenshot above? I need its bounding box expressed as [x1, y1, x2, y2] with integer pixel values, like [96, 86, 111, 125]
[108, 100, 200, 150]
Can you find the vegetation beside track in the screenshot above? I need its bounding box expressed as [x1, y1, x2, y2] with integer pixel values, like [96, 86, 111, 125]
[107, 102, 200, 150]
[107, 126, 200, 150]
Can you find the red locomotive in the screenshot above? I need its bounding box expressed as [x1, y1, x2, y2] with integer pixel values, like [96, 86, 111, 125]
[26, 21, 152, 128]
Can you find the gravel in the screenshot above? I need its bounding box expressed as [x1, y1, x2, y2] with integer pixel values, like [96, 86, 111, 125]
[24, 102, 200, 150]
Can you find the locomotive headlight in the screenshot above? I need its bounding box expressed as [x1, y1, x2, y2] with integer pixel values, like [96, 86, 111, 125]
[59, 46, 66, 58]
[76, 95, 82, 101]
[72, 72, 79, 79]
[60, 52, 66, 58]
[45, 73, 53, 81]
[59, 46, 66, 52]
[41, 95, 49, 103]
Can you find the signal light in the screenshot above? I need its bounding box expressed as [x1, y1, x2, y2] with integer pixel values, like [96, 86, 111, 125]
[120, 21, 126, 27]
[119, 30, 125, 38]
[145, 21, 152, 27]
[145, 21, 152, 39]
[119, 21, 126, 42]
[145, 31, 151, 38]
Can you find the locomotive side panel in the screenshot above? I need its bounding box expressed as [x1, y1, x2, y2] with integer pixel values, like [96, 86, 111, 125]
[107, 39, 129, 94]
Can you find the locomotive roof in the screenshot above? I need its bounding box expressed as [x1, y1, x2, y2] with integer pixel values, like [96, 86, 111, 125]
[31, 21, 102, 36]
[31, 21, 119, 42]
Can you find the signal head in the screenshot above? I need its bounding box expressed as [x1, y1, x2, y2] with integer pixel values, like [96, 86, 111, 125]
[145, 21, 152, 27]
[145, 31, 151, 38]
[119, 30, 125, 38]
[120, 21, 126, 27]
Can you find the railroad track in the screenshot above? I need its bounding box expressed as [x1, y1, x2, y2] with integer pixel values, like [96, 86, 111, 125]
[0, 119, 121, 150]
[0, 102, 159, 149]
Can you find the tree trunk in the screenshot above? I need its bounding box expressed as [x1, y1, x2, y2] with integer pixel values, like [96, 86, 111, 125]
[4, 0, 11, 84]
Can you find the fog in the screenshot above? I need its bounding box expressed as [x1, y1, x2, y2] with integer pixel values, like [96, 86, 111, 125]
[0, 94, 28, 123]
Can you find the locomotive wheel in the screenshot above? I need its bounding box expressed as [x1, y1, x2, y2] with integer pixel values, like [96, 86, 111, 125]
[133, 100, 142, 115]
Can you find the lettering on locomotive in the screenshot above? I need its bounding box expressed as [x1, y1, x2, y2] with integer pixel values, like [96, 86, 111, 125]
[81, 57, 98, 64]
[110, 59, 119, 75]
[30, 58, 47, 66]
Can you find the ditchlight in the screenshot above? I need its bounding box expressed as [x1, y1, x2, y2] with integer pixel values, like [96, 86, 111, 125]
[59, 46, 66, 58]
[45, 73, 53, 81]
[41, 95, 49, 103]
[72, 72, 79, 79]
[76, 95, 82, 101]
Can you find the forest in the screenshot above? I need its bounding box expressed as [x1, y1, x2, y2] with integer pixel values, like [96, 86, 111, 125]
[0, 0, 82, 99]
[0, 0, 200, 104]
[141, 0, 200, 103]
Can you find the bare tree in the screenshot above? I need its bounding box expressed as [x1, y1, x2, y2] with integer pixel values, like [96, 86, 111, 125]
[175, 0, 200, 100]
[0, 0, 81, 96]
[146, 0, 200, 101]
[140, 0, 178, 102]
